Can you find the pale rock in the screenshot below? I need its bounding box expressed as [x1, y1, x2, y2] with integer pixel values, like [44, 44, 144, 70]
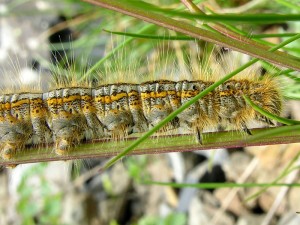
[99, 197, 125, 224]
[215, 188, 248, 216]
[281, 143, 300, 166]
[278, 211, 300, 225]
[258, 190, 287, 215]
[110, 163, 130, 195]
[134, 155, 173, 216]
[61, 190, 87, 225]
[168, 152, 185, 183]
[288, 184, 300, 212]
[165, 186, 179, 208]
[288, 100, 300, 120]
[194, 148, 229, 166]
[251, 145, 285, 170]
[244, 145, 269, 158]
[223, 151, 252, 182]
[236, 213, 273, 225]
[240, 188, 260, 209]
[177, 162, 211, 212]
[189, 191, 234, 225]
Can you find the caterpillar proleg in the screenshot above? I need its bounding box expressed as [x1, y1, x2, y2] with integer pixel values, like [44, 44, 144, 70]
[0, 48, 282, 161]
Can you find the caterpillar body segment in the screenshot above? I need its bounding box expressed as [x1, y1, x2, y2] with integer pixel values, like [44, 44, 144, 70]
[29, 93, 51, 144]
[0, 77, 282, 159]
[93, 83, 141, 139]
[80, 88, 104, 140]
[126, 84, 148, 134]
[45, 88, 91, 155]
[139, 80, 180, 130]
[176, 80, 218, 133]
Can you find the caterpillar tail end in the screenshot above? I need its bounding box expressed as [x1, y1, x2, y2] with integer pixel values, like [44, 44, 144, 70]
[196, 127, 203, 145]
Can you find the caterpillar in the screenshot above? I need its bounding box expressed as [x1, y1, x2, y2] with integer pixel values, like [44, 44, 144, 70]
[0, 50, 282, 160]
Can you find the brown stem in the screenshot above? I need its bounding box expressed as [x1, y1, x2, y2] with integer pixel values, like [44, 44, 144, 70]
[1, 126, 300, 167]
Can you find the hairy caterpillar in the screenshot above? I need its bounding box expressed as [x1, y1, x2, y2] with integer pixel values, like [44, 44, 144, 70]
[0, 48, 282, 161]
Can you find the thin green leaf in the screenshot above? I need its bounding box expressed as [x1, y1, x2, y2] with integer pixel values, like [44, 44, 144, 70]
[246, 125, 300, 142]
[103, 29, 196, 40]
[284, 74, 300, 82]
[275, 0, 300, 11]
[243, 95, 300, 125]
[284, 84, 300, 99]
[162, 11, 300, 23]
[251, 33, 300, 38]
[276, 68, 295, 76]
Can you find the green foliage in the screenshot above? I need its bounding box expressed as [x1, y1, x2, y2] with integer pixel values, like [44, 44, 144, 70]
[109, 213, 186, 225]
[16, 163, 63, 225]
[4, 0, 300, 224]
[136, 213, 186, 225]
[125, 156, 150, 182]
[2, 0, 300, 196]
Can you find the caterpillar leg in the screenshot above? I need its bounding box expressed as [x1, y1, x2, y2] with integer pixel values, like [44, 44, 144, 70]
[258, 115, 275, 126]
[51, 115, 87, 155]
[196, 127, 203, 145]
[242, 123, 252, 135]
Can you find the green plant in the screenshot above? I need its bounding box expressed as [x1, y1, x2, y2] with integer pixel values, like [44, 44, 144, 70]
[16, 163, 63, 225]
[1, 0, 300, 169]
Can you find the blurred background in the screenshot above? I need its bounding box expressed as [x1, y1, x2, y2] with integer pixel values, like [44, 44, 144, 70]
[1, 0, 300, 224]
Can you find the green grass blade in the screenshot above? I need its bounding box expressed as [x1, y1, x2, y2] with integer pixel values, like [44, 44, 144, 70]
[103, 30, 195, 40]
[285, 84, 300, 99]
[162, 11, 300, 23]
[246, 125, 300, 142]
[251, 33, 300, 38]
[243, 95, 300, 125]
[275, 0, 300, 11]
